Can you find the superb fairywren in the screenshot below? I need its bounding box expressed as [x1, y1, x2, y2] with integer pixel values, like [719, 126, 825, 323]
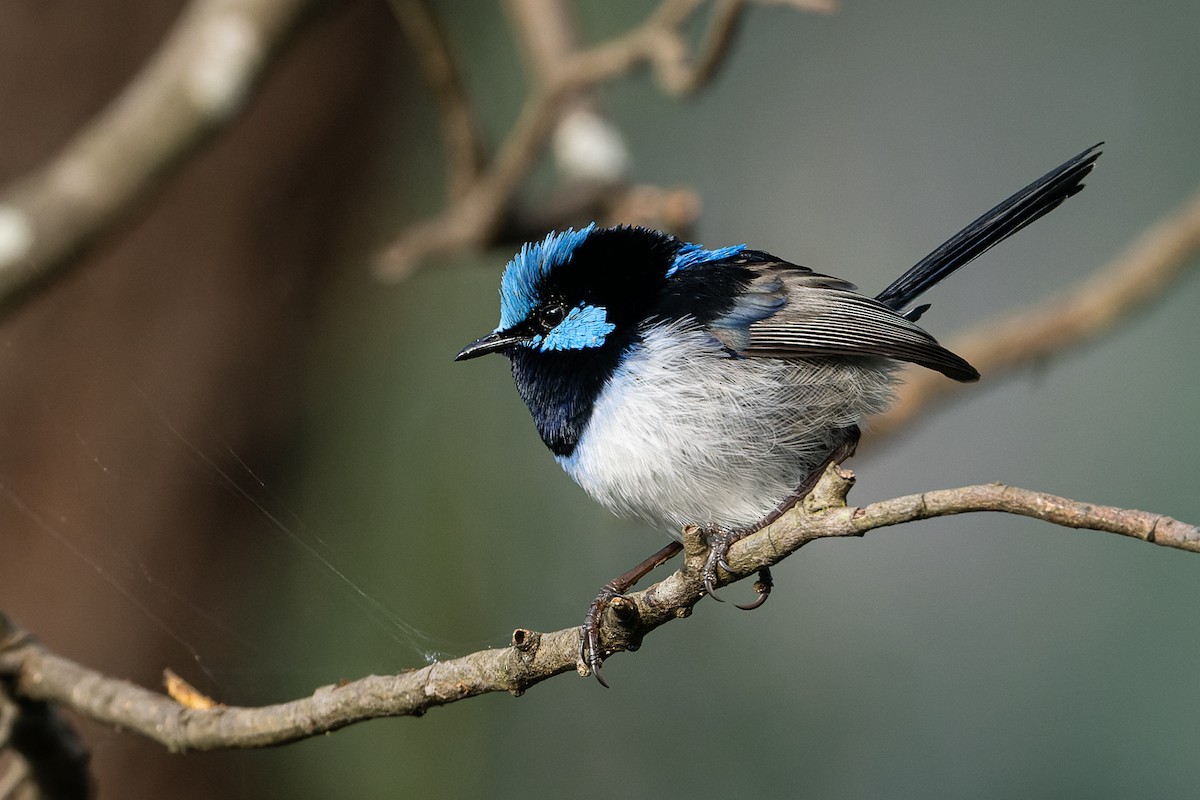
[457, 145, 1101, 685]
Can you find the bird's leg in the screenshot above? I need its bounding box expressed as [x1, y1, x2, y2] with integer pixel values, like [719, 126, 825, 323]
[702, 429, 861, 608]
[581, 540, 683, 688]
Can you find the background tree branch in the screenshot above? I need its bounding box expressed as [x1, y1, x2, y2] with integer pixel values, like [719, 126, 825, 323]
[374, 0, 1200, 450]
[373, 0, 836, 278]
[3, 468, 1195, 753]
[386, 0, 487, 200]
[0, 1, 398, 795]
[3, 0, 1194, 452]
[0, 0, 317, 318]
[872, 184, 1200, 440]
[1, 1, 1196, 795]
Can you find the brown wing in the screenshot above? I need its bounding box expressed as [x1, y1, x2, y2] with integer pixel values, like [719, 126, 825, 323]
[713, 268, 979, 382]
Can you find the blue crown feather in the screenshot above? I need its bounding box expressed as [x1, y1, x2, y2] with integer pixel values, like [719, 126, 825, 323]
[667, 241, 746, 277]
[498, 223, 597, 329]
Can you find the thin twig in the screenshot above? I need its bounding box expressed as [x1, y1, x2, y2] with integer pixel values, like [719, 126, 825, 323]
[504, 0, 578, 83]
[656, 0, 747, 95]
[387, 0, 486, 199]
[375, 0, 830, 278]
[2, 468, 1195, 752]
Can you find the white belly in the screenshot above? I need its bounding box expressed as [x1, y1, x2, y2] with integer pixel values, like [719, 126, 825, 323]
[557, 322, 897, 534]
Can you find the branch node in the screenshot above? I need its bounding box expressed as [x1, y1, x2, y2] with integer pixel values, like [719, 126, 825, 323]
[680, 524, 707, 561]
[608, 595, 638, 625]
[804, 464, 855, 512]
[511, 628, 540, 654]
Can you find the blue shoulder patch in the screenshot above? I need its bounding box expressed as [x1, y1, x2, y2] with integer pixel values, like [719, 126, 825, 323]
[531, 304, 616, 352]
[666, 240, 747, 277]
[498, 224, 596, 329]
[709, 274, 787, 351]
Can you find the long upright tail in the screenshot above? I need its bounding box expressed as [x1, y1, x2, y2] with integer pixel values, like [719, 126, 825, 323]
[875, 144, 1102, 312]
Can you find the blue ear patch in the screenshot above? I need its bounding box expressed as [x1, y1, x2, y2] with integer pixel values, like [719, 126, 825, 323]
[667, 241, 746, 277]
[530, 304, 616, 351]
[499, 224, 597, 329]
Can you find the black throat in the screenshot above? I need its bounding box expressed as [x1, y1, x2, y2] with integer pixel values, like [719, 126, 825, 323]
[509, 344, 625, 456]
[503, 227, 760, 456]
[505, 227, 675, 456]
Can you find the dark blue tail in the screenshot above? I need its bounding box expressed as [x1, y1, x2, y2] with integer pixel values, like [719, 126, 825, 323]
[875, 144, 1102, 311]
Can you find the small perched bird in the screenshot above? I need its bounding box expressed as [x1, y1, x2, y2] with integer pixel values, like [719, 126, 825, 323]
[457, 144, 1101, 685]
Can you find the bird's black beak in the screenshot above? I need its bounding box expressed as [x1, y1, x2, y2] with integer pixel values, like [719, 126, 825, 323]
[454, 329, 527, 361]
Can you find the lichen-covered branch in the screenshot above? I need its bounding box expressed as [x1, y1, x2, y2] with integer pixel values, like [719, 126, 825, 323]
[2, 468, 1195, 753]
[0, 0, 317, 318]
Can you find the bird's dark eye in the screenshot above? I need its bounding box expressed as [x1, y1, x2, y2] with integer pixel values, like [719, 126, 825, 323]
[541, 303, 568, 328]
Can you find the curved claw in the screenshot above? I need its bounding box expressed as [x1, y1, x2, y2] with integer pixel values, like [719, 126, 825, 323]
[586, 634, 609, 689]
[580, 589, 617, 688]
[704, 570, 726, 602]
[735, 592, 768, 611]
[702, 544, 727, 601]
[735, 567, 774, 611]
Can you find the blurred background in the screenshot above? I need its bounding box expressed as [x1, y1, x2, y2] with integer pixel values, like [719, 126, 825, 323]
[1, 0, 1199, 797]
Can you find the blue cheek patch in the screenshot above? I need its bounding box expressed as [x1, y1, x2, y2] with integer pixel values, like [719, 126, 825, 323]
[532, 304, 616, 351]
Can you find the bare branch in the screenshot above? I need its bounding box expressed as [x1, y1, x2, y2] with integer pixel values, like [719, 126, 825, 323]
[872, 185, 1200, 439]
[3, 468, 1195, 752]
[0, 0, 317, 318]
[651, 0, 841, 96]
[741, 469, 1200, 562]
[387, 0, 487, 199]
[375, 0, 832, 279]
[654, 0, 748, 95]
[504, 0, 579, 84]
[758, 0, 839, 10]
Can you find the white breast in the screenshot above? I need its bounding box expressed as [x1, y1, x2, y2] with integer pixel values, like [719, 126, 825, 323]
[557, 320, 897, 535]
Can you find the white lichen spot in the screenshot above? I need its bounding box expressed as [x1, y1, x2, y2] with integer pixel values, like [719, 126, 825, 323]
[0, 206, 33, 265]
[553, 107, 631, 183]
[186, 14, 260, 117]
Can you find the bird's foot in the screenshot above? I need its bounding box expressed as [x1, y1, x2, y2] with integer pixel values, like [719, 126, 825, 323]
[701, 528, 774, 610]
[578, 540, 683, 687]
[580, 584, 632, 688]
[701, 527, 741, 601]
